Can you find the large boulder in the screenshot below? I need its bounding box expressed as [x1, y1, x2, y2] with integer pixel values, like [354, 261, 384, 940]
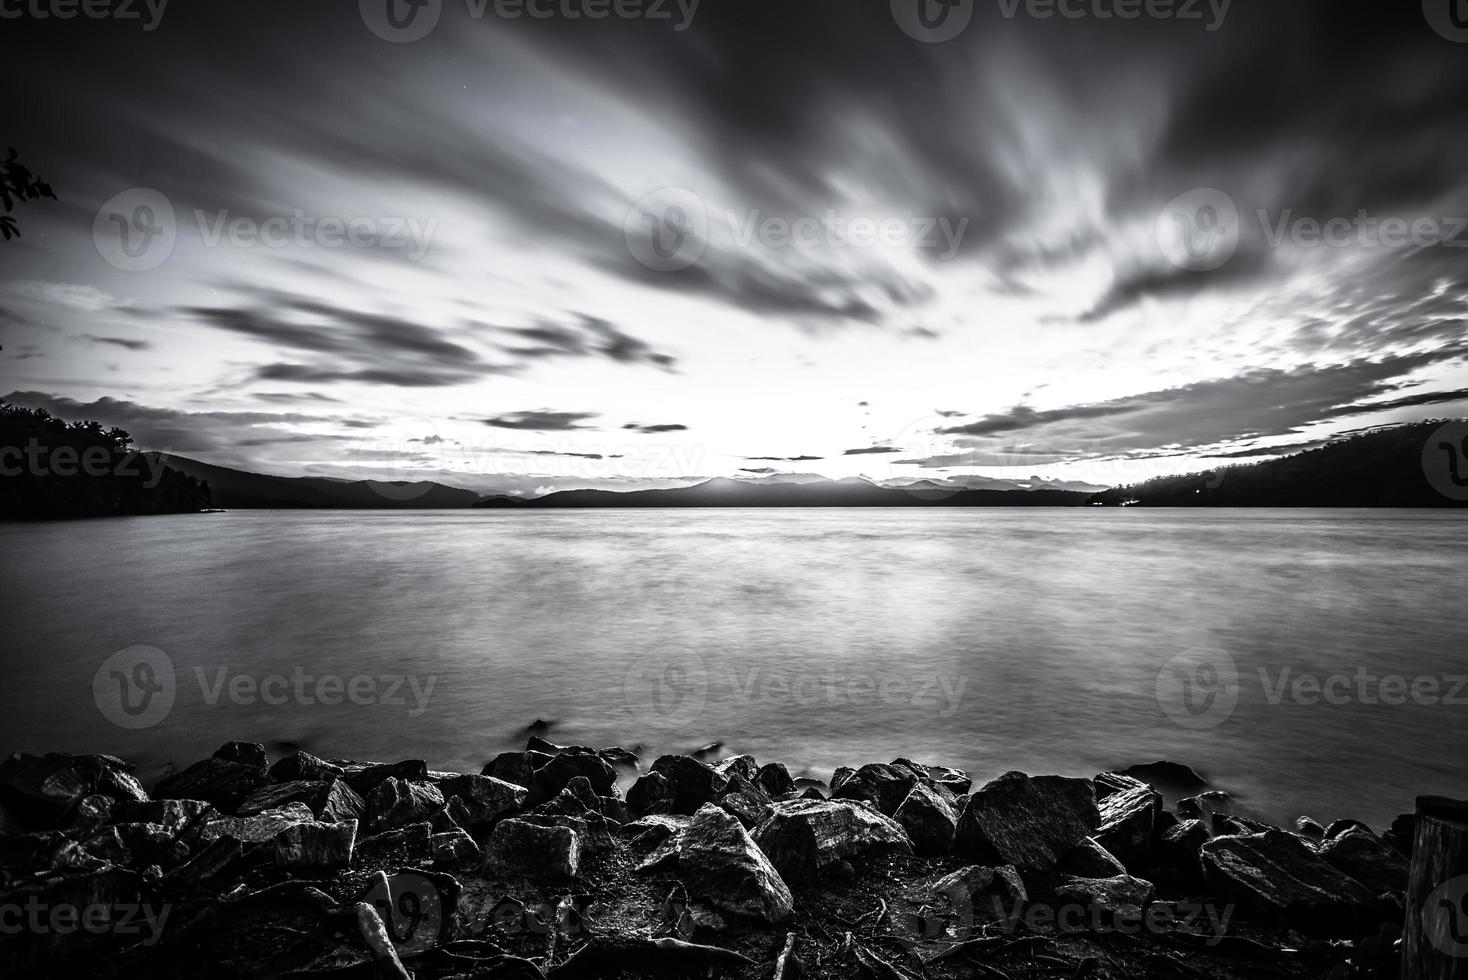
[893, 781, 959, 855]
[437, 774, 527, 830]
[198, 803, 355, 868]
[341, 760, 428, 797]
[488, 819, 580, 880]
[627, 771, 674, 816]
[1094, 774, 1162, 868]
[954, 772, 1099, 871]
[482, 750, 554, 790]
[268, 751, 344, 783]
[534, 750, 617, 799]
[1318, 826, 1409, 896]
[751, 798, 911, 883]
[0, 753, 148, 825]
[1054, 873, 1157, 921]
[756, 763, 796, 799]
[832, 763, 918, 816]
[237, 779, 365, 823]
[649, 756, 729, 815]
[212, 742, 268, 769]
[1200, 830, 1378, 923]
[1058, 837, 1128, 878]
[677, 805, 794, 923]
[154, 758, 267, 810]
[365, 778, 444, 833]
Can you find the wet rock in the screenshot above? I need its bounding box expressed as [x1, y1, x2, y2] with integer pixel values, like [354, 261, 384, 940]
[954, 772, 1099, 872]
[798, 786, 826, 801]
[431, 828, 482, 865]
[600, 746, 640, 770]
[751, 798, 912, 883]
[238, 779, 365, 823]
[1094, 774, 1162, 867]
[154, 757, 267, 810]
[757, 762, 796, 798]
[341, 760, 428, 797]
[1383, 812, 1414, 857]
[268, 751, 344, 783]
[1054, 873, 1157, 921]
[676, 804, 793, 923]
[267, 819, 357, 868]
[0, 753, 147, 825]
[488, 818, 580, 880]
[438, 773, 527, 829]
[1177, 790, 1232, 821]
[719, 787, 773, 829]
[70, 793, 115, 829]
[893, 781, 958, 855]
[366, 778, 445, 832]
[534, 775, 627, 824]
[893, 757, 972, 796]
[625, 813, 691, 849]
[535, 749, 617, 799]
[931, 863, 1028, 906]
[1326, 818, 1372, 840]
[1318, 826, 1409, 895]
[832, 763, 918, 816]
[1161, 818, 1211, 879]
[712, 755, 760, 785]
[112, 798, 210, 832]
[650, 755, 729, 815]
[355, 821, 433, 865]
[199, 802, 315, 843]
[1120, 761, 1208, 795]
[628, 771, 675, 816]
[1200, 829, 1378, 923]
[1295, 816, 1326, 840]
[1058, 837, 1128, 878]
[213, 741, 268, 769]
[482, 750, 553, 790]
[99, 821, 191, 867]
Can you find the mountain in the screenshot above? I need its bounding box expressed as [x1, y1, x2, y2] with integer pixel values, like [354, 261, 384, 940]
[1087, 421, 1468, 507]
[475, 476, 1092, 508]
[148, 454, 481, 509]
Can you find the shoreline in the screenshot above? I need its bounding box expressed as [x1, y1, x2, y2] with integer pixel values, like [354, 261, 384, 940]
[0, 741, 1420, 978]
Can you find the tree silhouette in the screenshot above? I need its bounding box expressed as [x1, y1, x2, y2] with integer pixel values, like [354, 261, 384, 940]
[0, 148, 57, 242]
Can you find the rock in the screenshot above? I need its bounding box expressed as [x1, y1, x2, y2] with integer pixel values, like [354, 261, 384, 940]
[798, 787, 825, 801]
[482, 750, 553, 790]
[366, 778, 445, 832]
[751, 798, 911, 883]
[1383, 812, 1414, 857]
[70, 794, 115, 829]
[1161, 819, 1211, 879]
[719, 788, 773, 829]
[199, 802, 316, 844]
[112, 798, 210, 832]
[628, 771, 675, 816]
[1059, 837, 1128, 878]
[893, 781, 959, 856]
[954, 772, 1099, 872]
[756, 763, 795, 798]
[712, 755, 760, 785]
[1295, 816, 1325, 840]
[1326, 819, 1372, 840]
[600, 746, 640, 770]
[438, 774, 527, 829]
[101, 822, 191, 867]
[650, 756, 729, 815]
[1054, 873, 1157, 921]
[267, 819, 357, 868]
[1200, 830, 1378, 923]
[1094, 775, 1162, 867]
[535, 750, 617, 799]
[431, 828, 482, 865]
[832, 763, 918, 816]
[1120, 761, 1208, 795]
[488, 818, 580, 880]
[213, 741, 268, 769]
[677, 804, 793, 923]
[625, 813, 691, 848]
[0, 753, 147, 825]
[930, 864, 1028, 906]
[268, 751, 344, 783]
[154, 758, 267, 810]
[1177, 790, 1232, 821]
[1318, 826, 1409, 895]
[238, 779, 365, 823]
[355, 822, 433, 865]
[341, 760, 429, 797]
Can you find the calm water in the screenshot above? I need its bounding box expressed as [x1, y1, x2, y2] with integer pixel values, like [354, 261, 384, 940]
[2, 509, 1465, 828]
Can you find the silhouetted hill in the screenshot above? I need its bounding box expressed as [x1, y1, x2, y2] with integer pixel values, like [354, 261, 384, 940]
[149, 454, 481, 509]
[0, 402, 210, 520]
[1087, 421, 1468, 507]
[474, 476, 1092, 508]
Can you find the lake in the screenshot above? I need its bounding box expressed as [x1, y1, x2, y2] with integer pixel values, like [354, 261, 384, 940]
[1, 508, 1464, 828]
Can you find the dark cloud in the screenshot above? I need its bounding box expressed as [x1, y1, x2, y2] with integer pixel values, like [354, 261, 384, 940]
[484, 411, 599, 432]
[842, 446, 902, 456]
[83, 335, 152, 351]
[623, 423, 688, 434]
[499, 314, 675, 370]
[745, 455, 825, 462]
[740, 467, 777, 474]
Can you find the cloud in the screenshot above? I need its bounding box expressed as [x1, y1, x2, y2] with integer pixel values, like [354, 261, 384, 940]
[484, 411, 599, 432]
[83, 335, 152, 351]
[500, 314, 676, 370]
[623, 423, 688, 434]
[745, 455, 825, 462]
[739, 467, 777, 474]
[842, 446, 902, 456]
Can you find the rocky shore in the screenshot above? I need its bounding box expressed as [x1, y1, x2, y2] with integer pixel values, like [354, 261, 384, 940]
[0, 740, 1416, 978]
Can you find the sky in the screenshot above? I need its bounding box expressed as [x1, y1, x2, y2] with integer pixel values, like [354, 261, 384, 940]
[2, 0, 1467, 496]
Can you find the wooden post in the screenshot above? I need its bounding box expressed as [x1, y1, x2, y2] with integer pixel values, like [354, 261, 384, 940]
[1404, 796, 1468, 979]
